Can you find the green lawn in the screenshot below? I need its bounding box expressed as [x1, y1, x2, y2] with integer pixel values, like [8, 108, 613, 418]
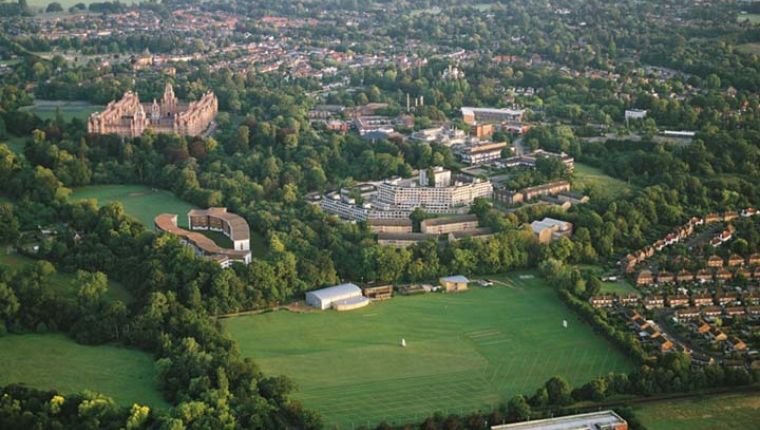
[70, 185, 197, 228]
[738, 13, 760, 24]
[1, 245, 131, 303]
[738, 42, 760, 55]
[573, 163, 633, 199]
[633, 392, 760, 430]
[20, 100, 102, 122]
[600, 279, 639, 296]
[0, 333, 167, 408]
[224, 272, 633, 429]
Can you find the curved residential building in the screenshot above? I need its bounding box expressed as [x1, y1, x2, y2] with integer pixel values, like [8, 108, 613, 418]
[155, 210, 251, 267]
[187, 207, 250, 251]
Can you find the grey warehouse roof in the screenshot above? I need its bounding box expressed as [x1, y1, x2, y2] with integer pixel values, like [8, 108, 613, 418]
[307, 283, 362, 300]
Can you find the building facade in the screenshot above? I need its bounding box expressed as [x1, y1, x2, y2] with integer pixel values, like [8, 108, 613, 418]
[88, 83, 218, 137]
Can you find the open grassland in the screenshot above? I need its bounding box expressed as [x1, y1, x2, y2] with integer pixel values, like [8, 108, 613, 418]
[600, 279, 639, 296]
[0, 333, 167, 408]
[633, 392, 760, 430]
[70, 185, 197, 228]
[224, 272, 633, 429]
[738, 13, 760, 24]
[1, 245, 131, 303]
[573, 163, 633, 199]
[21, 100, 102, 122]
[738, 42, 760, 56]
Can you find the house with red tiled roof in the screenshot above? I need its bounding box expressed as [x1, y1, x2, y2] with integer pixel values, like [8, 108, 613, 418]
[636, 270, 654, 286]
[707, 255, 724, 268]
[728, 254, 744, 267]
[677, 269, 695, 283]
[692, 293, 714, 307]
[657, 271, 675, 284]
[667, 295, 689, 308]
[715, 268, 732, 282]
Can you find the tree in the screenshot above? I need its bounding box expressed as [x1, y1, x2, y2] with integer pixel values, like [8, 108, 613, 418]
[507, 395, 531, 421]
[76, 270, 109, 309]
[45, 2, 63, 12]
[545, 376, 573, 405]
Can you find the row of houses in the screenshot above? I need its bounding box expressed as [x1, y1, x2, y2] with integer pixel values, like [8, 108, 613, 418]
[676, 305, 760, 322]
[684, 319, 748, 353]
[706, 253, 760, 268]
[627, 311, 677, 353]
[635, 265, 760, 286]
[373, 215, 495, 248]
[493, 180, 576, 205]
[592, 290, 760, 310]
[621, 208, 758, 274]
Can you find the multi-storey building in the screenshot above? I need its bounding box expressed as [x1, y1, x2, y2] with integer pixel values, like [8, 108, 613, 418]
[88, 83, 217, 137]
[456, 141, 507, 165]
[461, 106, 525, 124]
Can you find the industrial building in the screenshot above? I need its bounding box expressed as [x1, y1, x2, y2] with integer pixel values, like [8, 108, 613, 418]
[491, 410, 627, 430]
[305, 283, 369, 311]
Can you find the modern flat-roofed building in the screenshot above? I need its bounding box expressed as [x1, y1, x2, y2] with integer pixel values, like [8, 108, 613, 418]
[305, 283, 368, 310]
[530, 217, 573, 243]
[491, 410, 627, 430]
[188, 207, 250, 251]
[457, 141, 508, 165]
[421, 214, 480, 234]
[155, 213, 251, 267]
[377, 232, 438, 248]
[448, 227, 494, 242]
[317, 167, 491, 221]
[367, 218, 413, 234]
[377, 168, 493, 212]
[461, 107, 526, 125]
[494, 181, 571, 205]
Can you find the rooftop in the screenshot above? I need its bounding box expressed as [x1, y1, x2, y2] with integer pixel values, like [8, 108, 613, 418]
[491, 410, 627, 430]
[307, 283, 362, 301]
[421, 214, 479, 226]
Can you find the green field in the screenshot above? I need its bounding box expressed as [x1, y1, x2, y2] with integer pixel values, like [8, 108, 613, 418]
[70, 185, 197, 228]
[738, 42, 760, 56]
[573, 163, 633, 199]
[1, 245, 131, 303]
[633, 392, 760, 430]
[224, 273, 633, 429]
[0, 333, 167, 408]
[600, 279, 639, 296]
[21, 100, 102, 122]
[738, 13, 760, 24]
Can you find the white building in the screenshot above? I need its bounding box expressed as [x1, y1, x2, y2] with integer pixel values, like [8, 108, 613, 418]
[317, 167, 492, 220]
[491, 410, 627, 430]
[625, 109, 647, 122]
[530, 217, 573, 244]
[305, 283, 369, 310]
[461, 107, 525, 125]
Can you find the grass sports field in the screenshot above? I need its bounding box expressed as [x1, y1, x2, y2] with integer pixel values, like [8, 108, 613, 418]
[21, 100, 102, 122]
[0, 245, 131, 303]
[0, 333, 167, 408]
[632, 392, 760, 430]
[70, 184, 197, 228]
[573, 163, 633, 199]
[224, 272, 633, 428]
